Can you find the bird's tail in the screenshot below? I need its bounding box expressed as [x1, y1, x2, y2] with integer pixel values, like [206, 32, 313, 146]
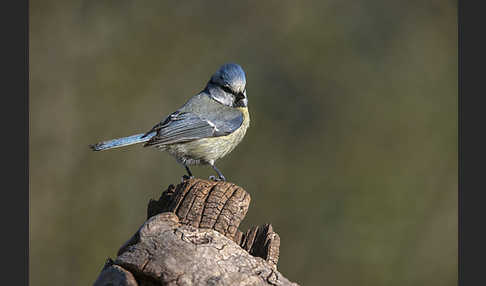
[89, 132, 156, 151]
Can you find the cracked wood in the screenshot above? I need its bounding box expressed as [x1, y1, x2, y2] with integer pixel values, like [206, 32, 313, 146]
[94, 178, 299, 286]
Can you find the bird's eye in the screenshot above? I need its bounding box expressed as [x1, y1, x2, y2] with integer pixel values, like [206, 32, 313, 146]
[221, 85, 234, 95]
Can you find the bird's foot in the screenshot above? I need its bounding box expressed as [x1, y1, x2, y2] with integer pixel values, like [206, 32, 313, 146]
[182, 175, 194, 182]
[209, 175, 226, 182]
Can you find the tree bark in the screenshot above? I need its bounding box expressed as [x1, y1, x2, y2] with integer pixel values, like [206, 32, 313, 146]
[93, 178, 299, 286]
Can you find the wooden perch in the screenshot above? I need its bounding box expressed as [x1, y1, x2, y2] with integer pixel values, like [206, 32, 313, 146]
[94, 178, 299, 286]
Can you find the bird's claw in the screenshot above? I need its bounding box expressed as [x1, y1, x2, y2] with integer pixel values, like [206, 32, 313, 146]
[209, 175, 226, 182]
[182, 175, 194, 182]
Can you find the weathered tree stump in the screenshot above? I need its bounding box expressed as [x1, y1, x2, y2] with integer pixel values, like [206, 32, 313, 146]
[94, 178, 299, 286]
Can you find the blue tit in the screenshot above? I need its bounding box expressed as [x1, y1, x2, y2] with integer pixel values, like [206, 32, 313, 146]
[90, 63, 250, 181]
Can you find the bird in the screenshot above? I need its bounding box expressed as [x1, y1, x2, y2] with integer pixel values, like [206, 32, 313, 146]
[89, 63, 250, 182]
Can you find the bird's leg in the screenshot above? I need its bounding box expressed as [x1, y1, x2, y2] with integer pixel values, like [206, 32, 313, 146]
[209, 164, 226, 181]
[182, 165, 194, 181]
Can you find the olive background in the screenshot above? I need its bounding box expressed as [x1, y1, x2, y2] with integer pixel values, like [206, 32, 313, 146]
[30, 1, 457, 285]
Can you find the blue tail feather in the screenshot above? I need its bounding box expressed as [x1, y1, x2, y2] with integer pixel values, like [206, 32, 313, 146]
[90, 132, 156, 151]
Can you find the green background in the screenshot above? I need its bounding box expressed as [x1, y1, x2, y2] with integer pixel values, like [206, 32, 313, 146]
[30, 1, 457, 285]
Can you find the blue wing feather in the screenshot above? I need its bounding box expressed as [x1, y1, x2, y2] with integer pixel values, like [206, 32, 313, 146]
[144, 111, 243, 147]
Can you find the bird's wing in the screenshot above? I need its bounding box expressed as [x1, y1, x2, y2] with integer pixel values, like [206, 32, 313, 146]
[143, 110, 243, 147]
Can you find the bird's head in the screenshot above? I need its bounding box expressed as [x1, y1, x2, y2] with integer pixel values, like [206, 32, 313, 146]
[207, 63, 248, 108]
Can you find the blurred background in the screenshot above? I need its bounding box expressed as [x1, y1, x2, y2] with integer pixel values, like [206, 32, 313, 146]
[30, 1, 457, 285]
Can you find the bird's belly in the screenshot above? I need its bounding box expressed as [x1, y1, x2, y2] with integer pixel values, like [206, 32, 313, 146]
[165, 107, 249, 165]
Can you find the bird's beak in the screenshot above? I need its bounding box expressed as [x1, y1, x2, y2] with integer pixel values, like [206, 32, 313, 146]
[241, 89, 248, 107]
[241, 97, 248, 107]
